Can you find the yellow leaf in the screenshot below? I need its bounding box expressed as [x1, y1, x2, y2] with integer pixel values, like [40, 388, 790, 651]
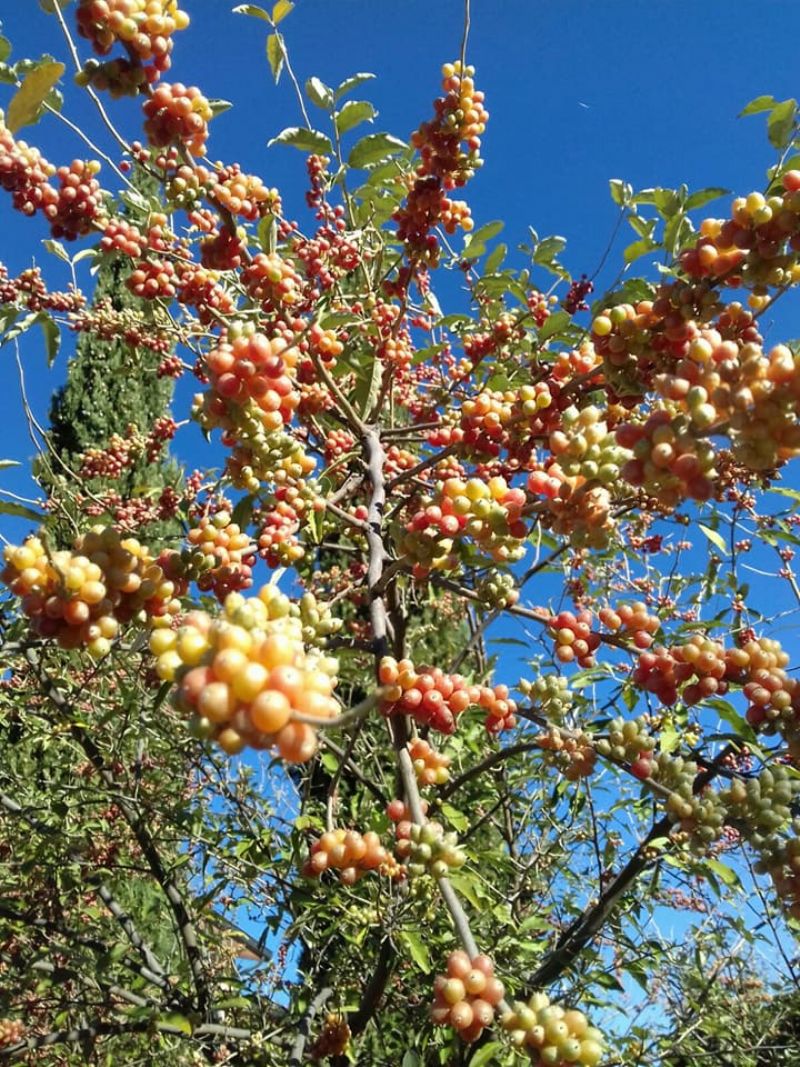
[7, 61, 65, 133]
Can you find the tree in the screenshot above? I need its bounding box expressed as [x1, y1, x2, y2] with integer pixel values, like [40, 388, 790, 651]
[1, 2, 800, 1065]
[38, 167, 185, 542]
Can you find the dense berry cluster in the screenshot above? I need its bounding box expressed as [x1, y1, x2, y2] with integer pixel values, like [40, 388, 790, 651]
[0, 1021, 24, 1049]
[535, 726, 596, 781]
[502, 992, 605, 1065]
[242, 253, 305, 310]
[180, 511, 256, 601]
[308, 1013, 351, 1060]
[379, 657, 517, 735]
[303, 828, 391, 885]
[2, 527, 180, 656]
[519, 673, 573, 723]
[720, 766, 800, 846]
[409, 737, 451, 786]
[76, 0, 189, 84]
[594, 716, 656, 779]
[394, 60, 487, 268]
[400, 476, 527, 577]
[430, 951, 504, 1044]
[143, 83, 211, 155]
[548, 610, 602, 668]
[150, 584, 340, 761]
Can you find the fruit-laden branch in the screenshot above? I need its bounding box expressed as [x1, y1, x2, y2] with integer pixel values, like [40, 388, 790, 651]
[24, 650, 212, 1020]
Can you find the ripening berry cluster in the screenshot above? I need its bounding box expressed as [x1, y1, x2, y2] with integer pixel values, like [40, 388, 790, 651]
[532, 473, 616, 550]
[0, 125, 105, 240]
[755, 830, 800, 919]
[258, 496, 304, 567]
[548, 610, 602, 668]
[150, 584, 340, 761]
[680, 172, 800, 294]
[308, 1014, 351, 1060]
[0, 1021, 24, 1049]
[400, 476, 527, 577]
[431, 951, 505, 1044]
[223, 422, 316, 495]
[379, 657, 517, 735]
[303, 828, 391, 885]
[294, 590, 343, 645]
[502, 993, 605, 1066]
[616, 411, 717, 506]
[475, 569, 519, 609]
[179, 511, 256, 601]
[143, 83, 211, 155]
[0, 124, 57, 217]
[409, 737, 451, 786]
[649, 753, 725, 849]
[395, 819, 465, 878]
[242, 253, 304, 310]
[594, 717, 656, 779]
[519, 673, 573, 723]
[199, 328, 301, 436]
[720, 766, 800, 847]
[394, 60, 487, 265]
[591, 281, 723, 395]
[549, 405, 630, 486]
[50, 160, 104, 241]
[2, 527, 180, 656]
[76, 0, 189, 82]
[535, 726, 596, 781]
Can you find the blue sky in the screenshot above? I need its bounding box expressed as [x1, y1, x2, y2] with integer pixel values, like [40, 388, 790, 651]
[2, 0, 800, 1031]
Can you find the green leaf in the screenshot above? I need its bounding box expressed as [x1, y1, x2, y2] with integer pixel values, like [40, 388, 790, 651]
[272, 0, 294, 23]
[0, 309, 38, 347]
[158, 1013, 193, 1036]
[305, 76, 333, 111]
[268, 126, 333, 153]
[402, 1054, 422, 1067]
[609, 178, 628, 206]
[348, 132, 407, 168]
[623, 238, 657, 264]
[706, 858, 740, 888]
[538, 309, 570, 340]
[398, 930, 431, 973]
[484, 242, 507, 274]
[232, 3, 271, 19]
[335, 99, 376, 135]
[698, 523, 727, 555]
[685, 187, 729, 211]
[468, 1043, 505, 1067]
[335, 72, 376, 101]
[707, 699, 756, 743]
[533, 234, 566, 264]
[441, 803, 468, 832]
[208, 98, 233, 117]
[0, 501, 44, 522]
[739, 94, 777, 118]
[660, 722, 679, 755]
[462, 220, 504, 259]
[0, 36, 11, 64]
[266, 34, 284, 83]
[768, 98, 797, 150]
[7, 60, 65, 132]
[42, 238, 69, 262]
[37, 312, 60, 366]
